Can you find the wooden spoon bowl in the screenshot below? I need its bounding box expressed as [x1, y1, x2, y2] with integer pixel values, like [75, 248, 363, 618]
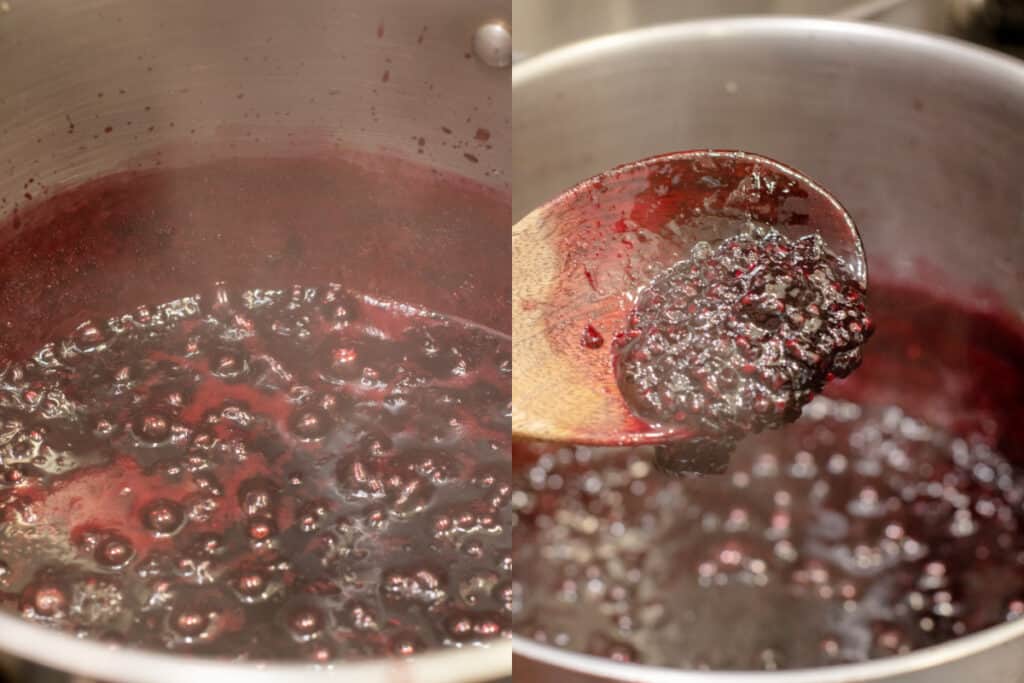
[512, 150, 866, 446]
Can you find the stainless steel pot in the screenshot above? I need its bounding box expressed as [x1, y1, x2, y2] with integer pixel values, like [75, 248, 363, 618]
[0, 0, 510, 681]
[511, 0, 1024, 62]
[513, 17, 1024, 683]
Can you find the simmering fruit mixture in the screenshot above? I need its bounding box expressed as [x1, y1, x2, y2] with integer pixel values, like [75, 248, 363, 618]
[514, 280, 1024, 669]
[0, 284, 512, 659]
[0, 156, 513, 661]
[614, 227, 872, 470]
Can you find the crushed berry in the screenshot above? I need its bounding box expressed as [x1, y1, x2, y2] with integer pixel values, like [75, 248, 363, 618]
[580, 324, 605, 349]
[615, 228, 872, 451]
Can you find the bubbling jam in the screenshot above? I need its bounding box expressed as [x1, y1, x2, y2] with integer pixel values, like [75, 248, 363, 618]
[614, 228, 872, 466]
[515, 281, 1024, 669]
[0, 284, 512, 660]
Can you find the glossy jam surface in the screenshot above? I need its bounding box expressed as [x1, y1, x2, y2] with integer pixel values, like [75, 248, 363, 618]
[0, 154, 511, 361]
[615, 229, 871, 448]
[514, 281, 1024, 670]
[0, 284, 512, 660]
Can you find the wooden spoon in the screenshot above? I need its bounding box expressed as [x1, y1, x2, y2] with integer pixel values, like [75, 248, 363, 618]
[512, 150, 867, 446]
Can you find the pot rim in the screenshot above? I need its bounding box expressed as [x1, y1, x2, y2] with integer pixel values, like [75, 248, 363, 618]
[512, 15, 1024, 88]
[512, 14, 1024, 682]
[0, 606, 510, 683]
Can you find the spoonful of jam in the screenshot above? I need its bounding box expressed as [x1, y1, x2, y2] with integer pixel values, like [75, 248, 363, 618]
[512, 150, 872, 468]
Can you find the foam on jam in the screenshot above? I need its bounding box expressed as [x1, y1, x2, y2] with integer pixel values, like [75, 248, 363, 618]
[614, 228, 872, 463]
[515, 281, 1024, 669]
[0, 284, 512, 660]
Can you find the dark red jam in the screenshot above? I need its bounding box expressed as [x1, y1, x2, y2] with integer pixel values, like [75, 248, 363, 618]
[0, 284, 512, 660]
[614, 228, 872, 463]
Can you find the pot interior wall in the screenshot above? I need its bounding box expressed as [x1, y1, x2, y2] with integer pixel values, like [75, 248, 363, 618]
[0, 0, 511, 358]
[513, 20, 1024, 312]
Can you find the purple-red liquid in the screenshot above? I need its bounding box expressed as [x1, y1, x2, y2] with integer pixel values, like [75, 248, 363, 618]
[514, 280, 1024, 669]
[0, 154, 511, 362]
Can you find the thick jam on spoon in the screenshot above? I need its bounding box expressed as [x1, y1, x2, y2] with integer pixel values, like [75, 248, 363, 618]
[512, 150, 869, 460]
